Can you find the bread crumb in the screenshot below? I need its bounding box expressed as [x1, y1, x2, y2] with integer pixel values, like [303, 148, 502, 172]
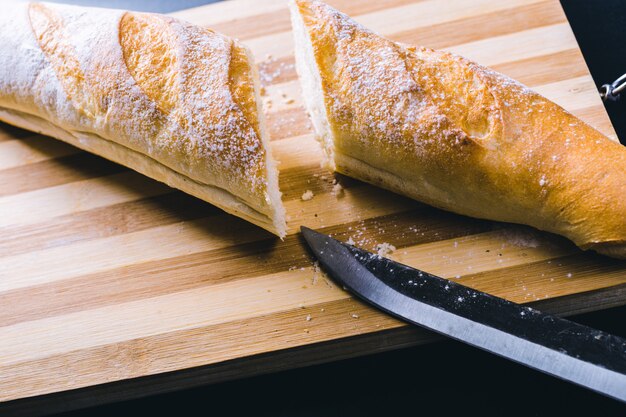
[375, 242, 396, 257]
[283, 98, 295, 105]
[301, 190, 314, 201]
[311, 260, 324, 284]
[331, 183, 344, 197]
[346, 237, 355, 245]
[306, 314, 312, 321]
[351, 313, 360, 319]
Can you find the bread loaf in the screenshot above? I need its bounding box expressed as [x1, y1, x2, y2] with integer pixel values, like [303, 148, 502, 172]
[0, 2, 286, 237]
[290, 0, 626, 258]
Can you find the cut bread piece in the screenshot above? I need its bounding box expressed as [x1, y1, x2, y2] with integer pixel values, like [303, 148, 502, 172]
[290, 0, 626, 258]
[0, 2, 285, 237]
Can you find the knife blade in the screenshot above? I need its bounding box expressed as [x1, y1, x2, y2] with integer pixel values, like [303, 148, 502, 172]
[300, 226, 626, 402]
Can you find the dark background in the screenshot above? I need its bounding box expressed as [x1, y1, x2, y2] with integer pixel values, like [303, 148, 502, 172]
[27, 0, 626, 415]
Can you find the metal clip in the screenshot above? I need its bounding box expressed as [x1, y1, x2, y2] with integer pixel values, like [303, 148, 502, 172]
[600, 73, 626, 102]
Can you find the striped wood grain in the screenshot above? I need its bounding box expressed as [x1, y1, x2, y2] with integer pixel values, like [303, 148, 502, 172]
[1, 0, 624, 414]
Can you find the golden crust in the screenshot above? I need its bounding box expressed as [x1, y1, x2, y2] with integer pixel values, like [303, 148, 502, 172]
[0, 2, 285, 236]
[292, 0, 626, 257]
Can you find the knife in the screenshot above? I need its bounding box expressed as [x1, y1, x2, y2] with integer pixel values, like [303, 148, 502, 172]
[300, 226, 626, 402]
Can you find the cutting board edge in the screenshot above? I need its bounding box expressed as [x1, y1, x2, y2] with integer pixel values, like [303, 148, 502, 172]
[3, 283, 625, 417]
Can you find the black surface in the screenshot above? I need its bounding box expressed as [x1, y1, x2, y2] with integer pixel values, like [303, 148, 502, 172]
[22, 0, 626, 415]
[562, 0, 626, 145]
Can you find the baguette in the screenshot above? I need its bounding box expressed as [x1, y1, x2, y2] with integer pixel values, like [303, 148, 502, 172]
[290, 0, 626, 258]
[0, 2, 286, 237]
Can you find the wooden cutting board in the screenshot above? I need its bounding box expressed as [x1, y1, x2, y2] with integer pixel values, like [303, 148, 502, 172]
[2, 0, 625, 413]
